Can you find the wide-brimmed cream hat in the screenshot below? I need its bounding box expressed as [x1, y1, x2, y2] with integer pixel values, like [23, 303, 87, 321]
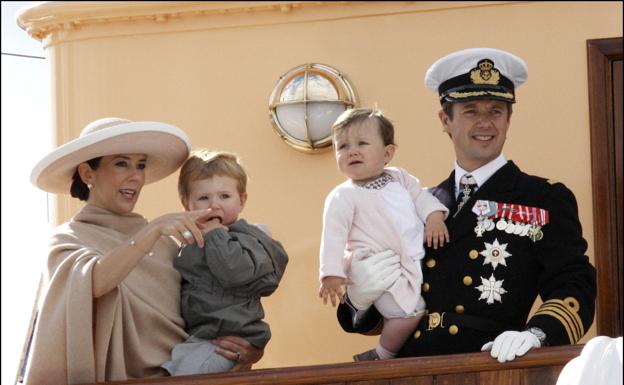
[31, 117, 192, 194]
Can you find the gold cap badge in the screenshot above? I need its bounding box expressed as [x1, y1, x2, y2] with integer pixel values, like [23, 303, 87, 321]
[470, 59, 500, 85]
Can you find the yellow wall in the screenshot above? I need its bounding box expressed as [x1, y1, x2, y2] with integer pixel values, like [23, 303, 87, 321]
[19, 1, 623, 369]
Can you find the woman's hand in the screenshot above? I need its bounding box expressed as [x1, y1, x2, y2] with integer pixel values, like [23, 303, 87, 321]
[150, 208, 215, 247]
[213, 336, 264, 371]
[92, 208, 214, 298]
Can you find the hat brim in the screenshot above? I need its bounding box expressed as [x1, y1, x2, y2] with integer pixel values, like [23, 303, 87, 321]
[440, 88, 516, 104]
[31, 121, 191, 194]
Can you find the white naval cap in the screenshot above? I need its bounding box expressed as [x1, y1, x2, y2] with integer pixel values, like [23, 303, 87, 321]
[425, 48, 528, 104]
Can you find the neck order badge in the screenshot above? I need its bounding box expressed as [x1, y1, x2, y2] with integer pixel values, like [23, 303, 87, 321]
[455, 174, 477, 216]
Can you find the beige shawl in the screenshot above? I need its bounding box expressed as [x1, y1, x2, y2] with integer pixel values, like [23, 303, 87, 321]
[23, 204, 187, 385]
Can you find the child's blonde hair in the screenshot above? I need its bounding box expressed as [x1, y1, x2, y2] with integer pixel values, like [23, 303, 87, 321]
[178, 149, 247, 202]
[331, 107, 396, 146]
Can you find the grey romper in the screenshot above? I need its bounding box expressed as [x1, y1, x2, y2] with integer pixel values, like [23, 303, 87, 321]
[162, 219, 288, 375]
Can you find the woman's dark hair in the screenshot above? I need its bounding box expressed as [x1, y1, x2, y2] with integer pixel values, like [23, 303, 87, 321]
[70, 157, 102, 201]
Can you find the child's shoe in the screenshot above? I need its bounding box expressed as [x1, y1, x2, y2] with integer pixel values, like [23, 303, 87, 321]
[353, 348, 380, 361]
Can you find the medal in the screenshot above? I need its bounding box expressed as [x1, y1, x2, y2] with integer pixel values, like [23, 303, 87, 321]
[455, 183, 474, 216]
[473, 201, 498, 237]
[472, 200, 493, 217]
[504, 204, 517, 233]
[475, 222, 487, 237]
[476, 274, 508, 304]
[529, 224, 543, 242]
[534, 229, 543, 241]
[514, 222, 524, 235]
[480, 238, 512, 270]
[527, 206, 549, 242]
[505, 222, 515, 233]
[495, 203, 511, 231]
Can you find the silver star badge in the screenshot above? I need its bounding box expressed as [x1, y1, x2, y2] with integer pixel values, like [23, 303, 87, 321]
[480, 238, 512, 270]
[476, 274, 507, 304]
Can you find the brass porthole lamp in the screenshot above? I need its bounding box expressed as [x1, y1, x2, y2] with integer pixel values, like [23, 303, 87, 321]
[268, 63, 357, 153]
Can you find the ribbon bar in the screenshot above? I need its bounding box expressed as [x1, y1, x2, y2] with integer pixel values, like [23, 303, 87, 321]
[473, 200, 549, 225]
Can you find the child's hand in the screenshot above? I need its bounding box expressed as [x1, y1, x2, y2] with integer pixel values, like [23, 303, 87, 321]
[197, 217, 227, 235]
[319, 276, 351, 307]
[425, 211, 450, 249]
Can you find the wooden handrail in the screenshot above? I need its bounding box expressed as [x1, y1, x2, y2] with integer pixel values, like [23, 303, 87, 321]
[81, 344, 582, 385]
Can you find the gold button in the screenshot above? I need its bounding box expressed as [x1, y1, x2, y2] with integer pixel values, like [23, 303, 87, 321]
[455, 305, 465, 314]
[463, 276, 473, 286]
[449, 325, 459, 335]
[423, 283, 430, 292]
[469, 250, 479, 259]
[414, 330, 421, 339]
[426, 259, 436, 268]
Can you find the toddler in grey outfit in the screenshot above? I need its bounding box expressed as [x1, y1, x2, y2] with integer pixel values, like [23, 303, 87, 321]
[162, 150, 288, 375]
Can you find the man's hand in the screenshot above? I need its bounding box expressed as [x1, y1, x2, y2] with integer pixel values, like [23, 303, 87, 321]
[481, 330, 541, 363]
[346, 248, 401, 310]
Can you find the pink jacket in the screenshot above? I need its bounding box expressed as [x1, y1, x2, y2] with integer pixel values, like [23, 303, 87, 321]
[319, 167, 448, 313]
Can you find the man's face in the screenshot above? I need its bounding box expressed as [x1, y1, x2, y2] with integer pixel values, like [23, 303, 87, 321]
[439, 100, 510, 171]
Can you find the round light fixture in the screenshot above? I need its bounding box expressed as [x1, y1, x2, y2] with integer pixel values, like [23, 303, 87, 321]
[269, 63, 357, 153]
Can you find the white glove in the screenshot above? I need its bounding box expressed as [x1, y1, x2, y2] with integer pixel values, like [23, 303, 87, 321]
[481, 330, 541, 363]
[346, 248, 401, 310]
[556, 336, 622, 385]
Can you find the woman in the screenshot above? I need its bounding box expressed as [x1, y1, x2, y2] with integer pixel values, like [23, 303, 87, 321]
[24, 117, 263, 385]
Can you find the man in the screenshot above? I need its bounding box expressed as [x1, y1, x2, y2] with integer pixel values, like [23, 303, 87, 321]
[337, 48, 596, 363]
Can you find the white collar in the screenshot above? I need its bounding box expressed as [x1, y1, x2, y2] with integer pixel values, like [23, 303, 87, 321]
[454, 154, 507, 196]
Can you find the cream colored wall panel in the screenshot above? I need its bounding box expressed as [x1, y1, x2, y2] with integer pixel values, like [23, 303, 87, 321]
[18, 0, 622, 369]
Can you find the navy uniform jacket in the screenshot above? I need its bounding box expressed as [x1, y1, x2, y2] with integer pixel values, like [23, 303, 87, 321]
[338, 161, 596, 356]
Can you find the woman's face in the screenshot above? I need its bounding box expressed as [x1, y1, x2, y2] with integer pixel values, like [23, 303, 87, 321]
[83, 153, 146, 215]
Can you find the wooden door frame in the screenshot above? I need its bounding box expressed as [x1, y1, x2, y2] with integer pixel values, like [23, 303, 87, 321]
[587, 37, 623, 337]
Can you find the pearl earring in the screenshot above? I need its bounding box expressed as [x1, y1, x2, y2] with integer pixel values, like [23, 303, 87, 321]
[87, 183, 93, 189]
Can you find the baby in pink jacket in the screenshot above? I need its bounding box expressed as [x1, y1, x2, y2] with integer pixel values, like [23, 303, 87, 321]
[319, 107, 449, 361]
